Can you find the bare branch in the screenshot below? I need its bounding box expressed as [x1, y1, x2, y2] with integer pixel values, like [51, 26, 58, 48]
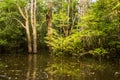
[16, 3, 26, 20]
[25, 7, 28, 19]
[71, 15, 76, 31]
[13, 18, 26, 29]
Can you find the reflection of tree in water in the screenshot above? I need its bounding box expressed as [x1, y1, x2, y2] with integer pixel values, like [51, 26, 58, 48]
[26, 54, 37, 80]
[26, 54, 32, 80]
[26, 54, 48, 80]
[46, 57, 81, 80]
[33, 54, 37, 80]
[45, 57, 119, 80]
[0, 54, 120, 80]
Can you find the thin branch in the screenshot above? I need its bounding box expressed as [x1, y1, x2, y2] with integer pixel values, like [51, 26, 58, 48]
[16, 3, 26, 20]
[25, 7, 28, 19]
[13, 18, 26, 29]
[71, 15, 76, 31]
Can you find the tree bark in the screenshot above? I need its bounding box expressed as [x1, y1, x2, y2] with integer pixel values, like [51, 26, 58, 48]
[25, 5, 32, 53]
[16, 0, 37, 53]
[16, 3, 32, 53]
[46, 0, 52, 50]
[26, 19, 32, 53]
[65, 0, 70, 37]
[31, 0, 37, 53]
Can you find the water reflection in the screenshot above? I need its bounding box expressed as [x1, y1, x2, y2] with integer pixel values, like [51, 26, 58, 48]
[0, 53, 120, 80]
[45, 57, 120, 80]
[26, 54, 32, 80]
[26, 54, 37, 80]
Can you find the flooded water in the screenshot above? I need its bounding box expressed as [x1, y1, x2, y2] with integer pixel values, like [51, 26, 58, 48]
[0, 52, 120, 80]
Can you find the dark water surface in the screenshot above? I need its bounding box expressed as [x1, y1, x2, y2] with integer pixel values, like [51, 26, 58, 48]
[0, 52, 120, 80]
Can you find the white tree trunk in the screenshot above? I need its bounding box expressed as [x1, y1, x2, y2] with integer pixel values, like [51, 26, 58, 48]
[31, 0, 37, 53]
[16, 3, 32, 53]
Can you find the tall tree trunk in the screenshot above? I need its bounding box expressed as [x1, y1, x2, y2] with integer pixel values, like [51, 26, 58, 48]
[25, 5, 32, 53]
[47, 1, 52, 36]
[33, 0, 37, 53]
[46, 0, 52, 50]
[26, 19, 32, 53]
[16, 0, 38, 53]
[65, 0, 70, 37]
[16, 3, 32, 53]
[31, 0, 37, 53]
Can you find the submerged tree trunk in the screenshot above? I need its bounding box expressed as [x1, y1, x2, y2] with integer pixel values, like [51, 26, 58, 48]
[16, 0, 37, 53]
[31, 0, 37, 53]
[26, 17, 32, 53]
[33, 0, 37, 53]
[16, 3, 32, 53]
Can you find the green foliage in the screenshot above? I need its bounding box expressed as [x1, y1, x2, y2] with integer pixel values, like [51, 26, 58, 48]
[0, 0, 119, 58]
[79, 0, 120, 56]
[89, 48, 108, 56]
[45, 0, 120, 58]
[0, 0, 48, 51]
[0, 40, 7, 46]
[0, 0, 27, 52]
